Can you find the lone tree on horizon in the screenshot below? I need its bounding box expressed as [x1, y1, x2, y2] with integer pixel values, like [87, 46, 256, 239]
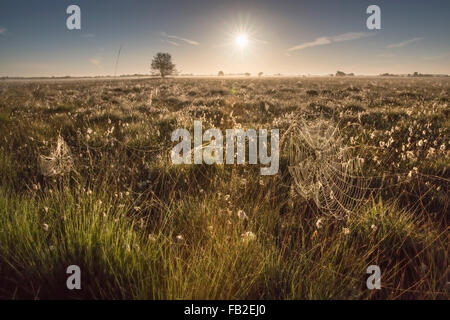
[151, 52, 176, 78]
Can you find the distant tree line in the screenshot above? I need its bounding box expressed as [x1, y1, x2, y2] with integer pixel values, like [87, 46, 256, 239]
[335, 71, 355, 77]
[217, 71, 264, 77]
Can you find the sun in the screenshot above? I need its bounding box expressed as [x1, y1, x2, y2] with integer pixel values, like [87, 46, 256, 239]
[235, 34, 248, 48]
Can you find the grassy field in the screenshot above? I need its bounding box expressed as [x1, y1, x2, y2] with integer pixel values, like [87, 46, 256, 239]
[0, 76, 448, 299]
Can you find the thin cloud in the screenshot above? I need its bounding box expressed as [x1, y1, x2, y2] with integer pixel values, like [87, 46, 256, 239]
[387, 37, 424, 48]
[287, 32, 373, 52]
[166, 34, 199, 45]
[287, 37, 330, 51]
[0, 27, 7, 35]
[332, 32, 371, 42]
[165, 40, 180, 46]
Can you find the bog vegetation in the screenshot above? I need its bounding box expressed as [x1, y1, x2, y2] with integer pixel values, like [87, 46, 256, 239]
[0, 76, 448, 299]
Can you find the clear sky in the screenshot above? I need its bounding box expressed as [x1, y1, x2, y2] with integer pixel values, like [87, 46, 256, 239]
[0, 0, 449, 76]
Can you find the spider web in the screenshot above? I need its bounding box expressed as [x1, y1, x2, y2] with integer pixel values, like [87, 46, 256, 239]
[39, 135, 73, 177]
[287, 115, 372, 219]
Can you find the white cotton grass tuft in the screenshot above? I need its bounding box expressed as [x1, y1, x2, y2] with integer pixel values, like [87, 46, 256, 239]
[241, 231, 256, 243]
[315, 218, 324, 229]
[148, 234, 157, 242]
[38, 135, 73, 177]
[237, 210, 248, 220]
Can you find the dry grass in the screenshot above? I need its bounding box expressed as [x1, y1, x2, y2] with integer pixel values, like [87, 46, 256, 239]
[0, 76, 448, 299]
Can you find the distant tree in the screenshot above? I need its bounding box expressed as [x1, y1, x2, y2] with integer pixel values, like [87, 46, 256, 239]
[258, 72, 263, 77]
[218, 71, 224, 76]
[380, 73, 398, 77]
[244, 72, 251, 77]
[151, 53, 176, 78]
[335, 71, 346, 77]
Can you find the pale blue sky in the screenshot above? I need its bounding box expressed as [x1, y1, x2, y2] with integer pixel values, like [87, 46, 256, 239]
[0, 0, 449, 76]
